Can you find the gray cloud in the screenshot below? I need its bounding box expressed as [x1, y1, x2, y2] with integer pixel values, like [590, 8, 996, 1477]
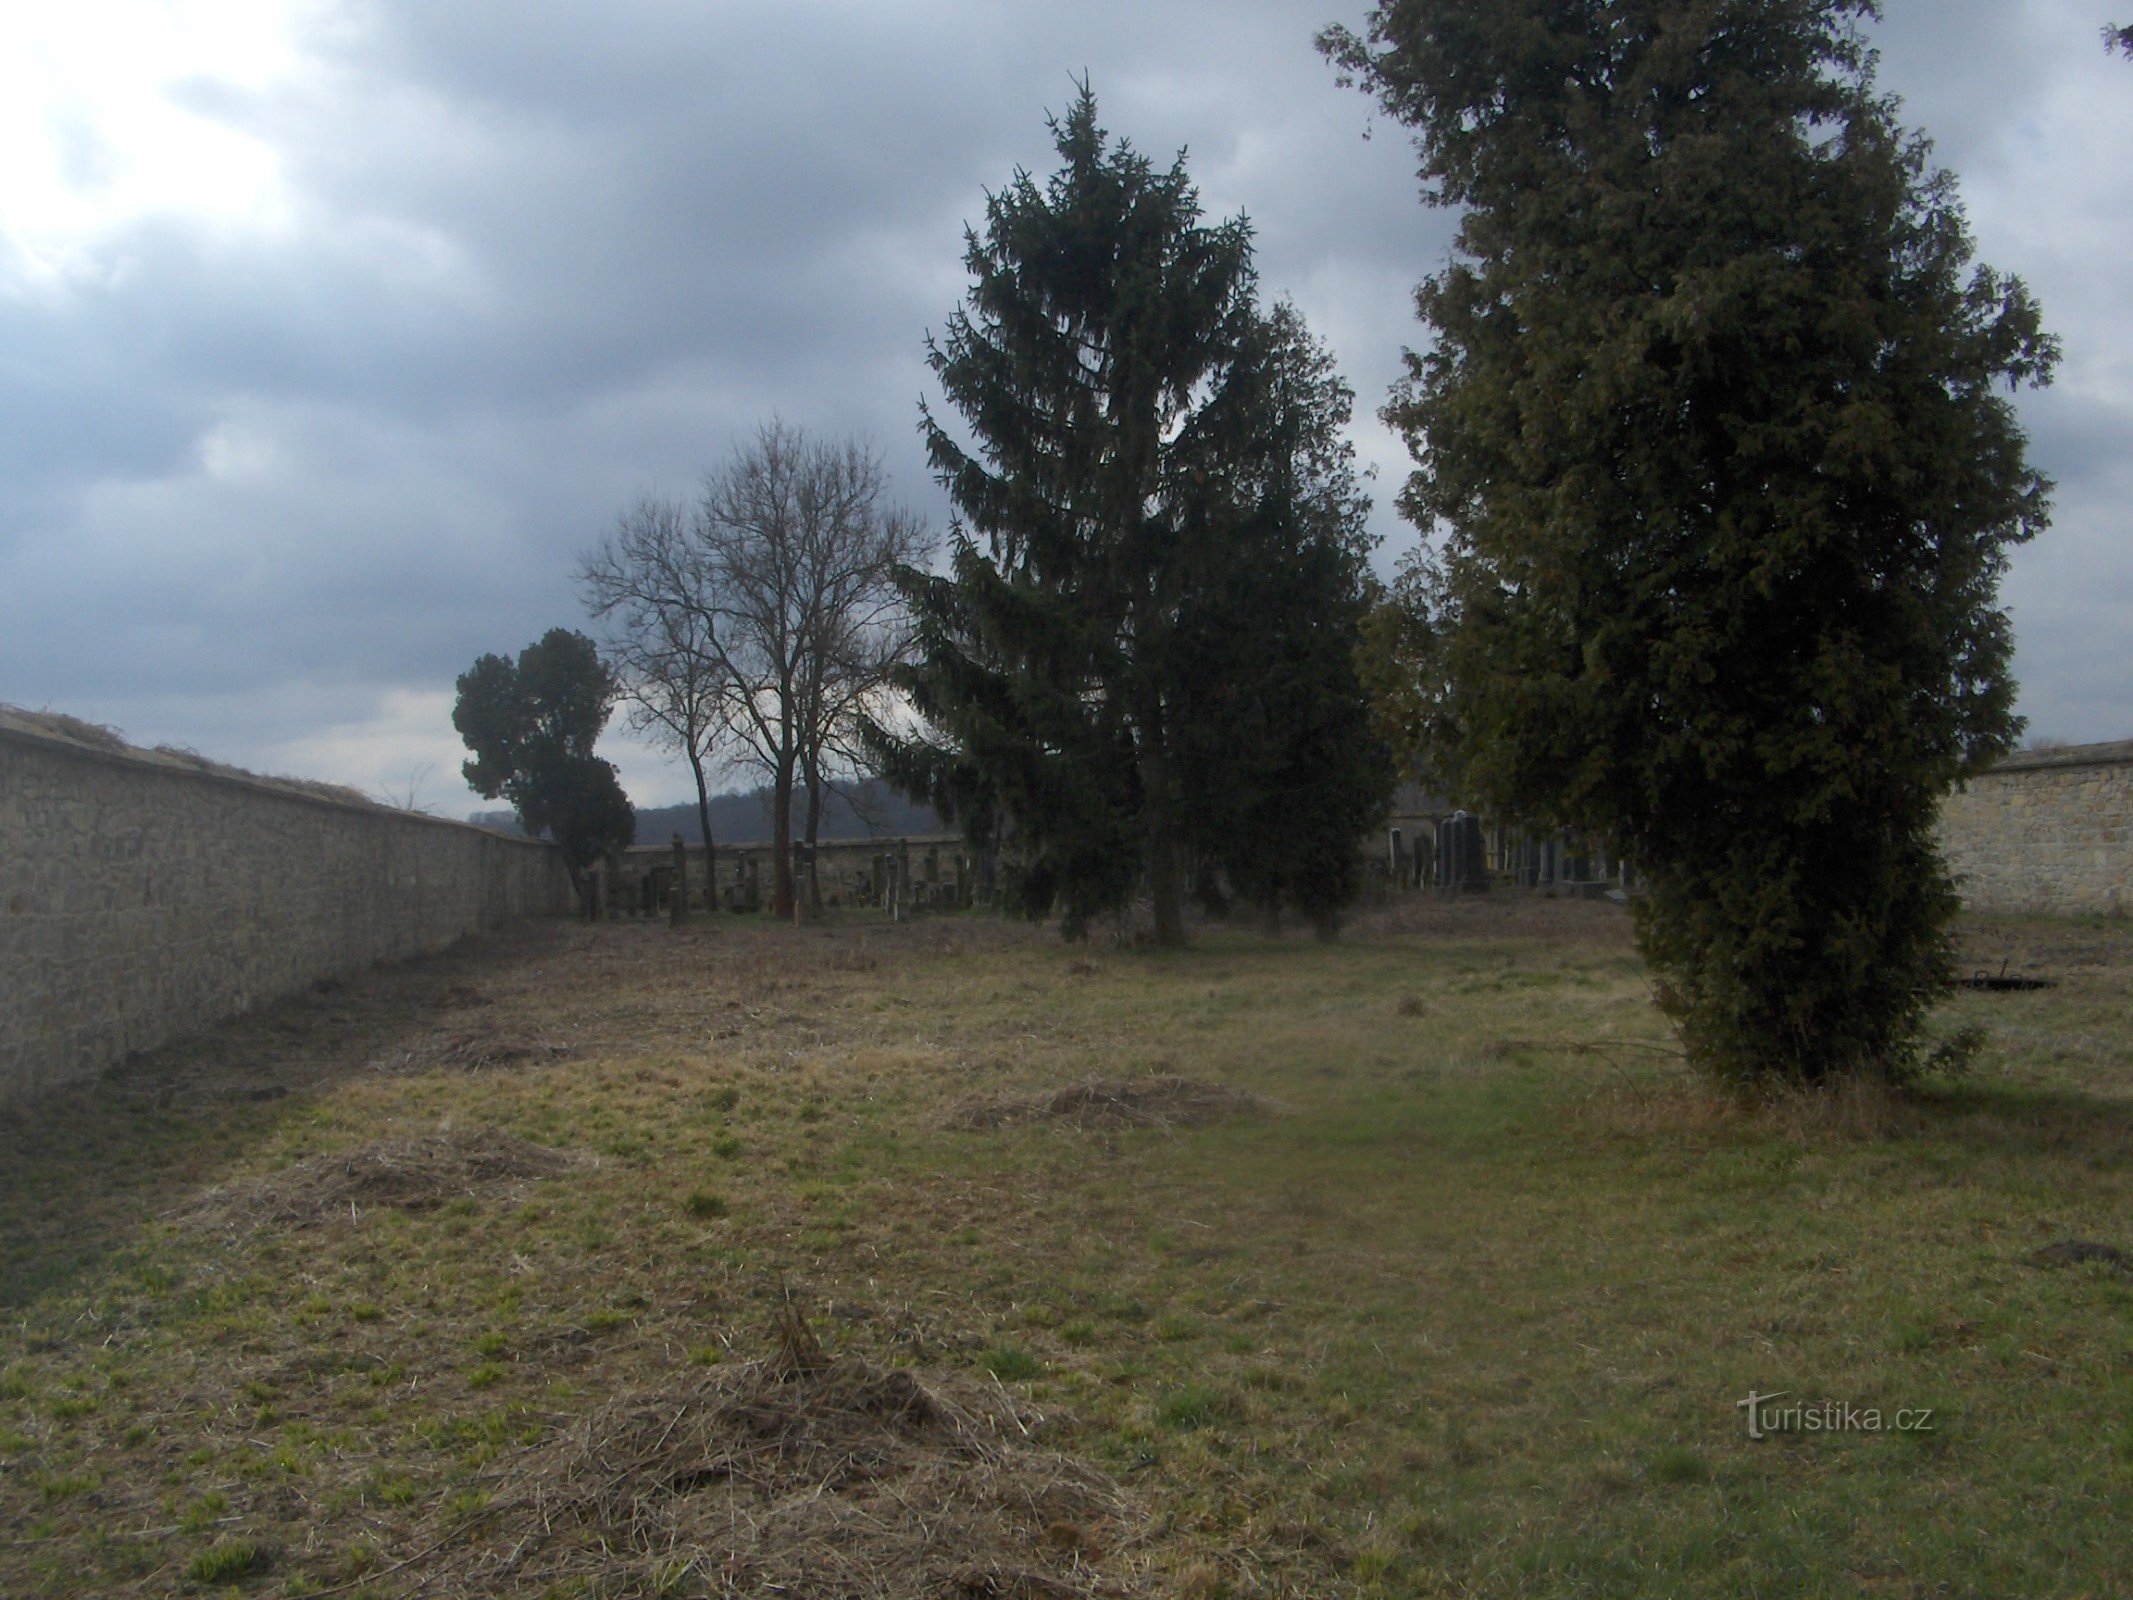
[2, 0, 2127, 814]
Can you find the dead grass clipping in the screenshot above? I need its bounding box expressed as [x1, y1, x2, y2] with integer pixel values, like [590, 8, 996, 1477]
[426, 1305, 1144, 1598]
[176, 1128, 582, 1232]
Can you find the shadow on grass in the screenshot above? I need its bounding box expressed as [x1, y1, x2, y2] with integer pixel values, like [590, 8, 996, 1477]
[0, 921, 573, 1312]
[0, 1087, 300, 1309]
[1536, 1049, 2133, 1194]
[1915, 1080, 2133, 1172]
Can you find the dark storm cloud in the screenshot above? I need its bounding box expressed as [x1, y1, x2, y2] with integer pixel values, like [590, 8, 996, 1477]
[1, 0, 2127, 807]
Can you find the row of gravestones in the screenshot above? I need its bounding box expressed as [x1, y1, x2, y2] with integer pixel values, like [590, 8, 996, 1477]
[603, 819, 1614, 914]
[861, 846, 994, 918]
[1427, 812, 1622, 895]
[1374, 816, 1484, 893]
[1436, 812, 1489, 893]
[589, 838, 999, 922]
[1383, 812, 1574, 895]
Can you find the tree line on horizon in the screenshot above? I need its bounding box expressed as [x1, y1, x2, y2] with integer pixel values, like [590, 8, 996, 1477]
[459, 0, 2064, 1088]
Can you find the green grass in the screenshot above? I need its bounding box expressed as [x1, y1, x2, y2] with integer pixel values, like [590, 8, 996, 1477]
[1, 903, 2129, 1597]
[981, 1342, 1044, 1381]
[184, 1537, 266, 1583]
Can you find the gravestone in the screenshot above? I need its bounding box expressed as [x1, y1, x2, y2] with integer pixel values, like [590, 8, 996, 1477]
[1437, 812, 1488, 894]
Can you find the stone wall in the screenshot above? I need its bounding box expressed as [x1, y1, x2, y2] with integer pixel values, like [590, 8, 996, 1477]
[1937, 739, 2133, 916]
[0, 713, 573, 1104]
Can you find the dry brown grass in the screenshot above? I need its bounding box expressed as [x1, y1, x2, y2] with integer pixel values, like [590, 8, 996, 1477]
[430, 1317, 1143, 1599]
[1573, 1065, 1931, 1145]
[0, 704, 131, 751]
[0, 701, 377, 807]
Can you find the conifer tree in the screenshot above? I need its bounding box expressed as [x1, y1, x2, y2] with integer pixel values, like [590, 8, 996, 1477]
[1324, 1, 2056, 1080]
[878, 91, 1390, 942]
[1169, 303, 1393, 933]
[455, 628, 636, 913]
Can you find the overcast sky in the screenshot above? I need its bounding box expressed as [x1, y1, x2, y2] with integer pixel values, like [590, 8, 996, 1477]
[4, 0, 2129, 818]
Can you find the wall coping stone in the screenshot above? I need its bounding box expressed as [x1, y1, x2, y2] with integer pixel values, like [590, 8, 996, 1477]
[1976, 739, 2133, 777]
[0, 708, 543, 849]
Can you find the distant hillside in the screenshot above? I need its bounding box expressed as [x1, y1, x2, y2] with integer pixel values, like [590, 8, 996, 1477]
[472, 777, 947, 846]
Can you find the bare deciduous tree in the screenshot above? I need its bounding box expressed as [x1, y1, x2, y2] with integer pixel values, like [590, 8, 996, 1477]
[582, 495, 730, 893]
[581, 421, 931, 918]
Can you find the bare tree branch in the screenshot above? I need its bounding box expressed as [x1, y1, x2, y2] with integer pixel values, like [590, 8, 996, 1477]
[582, 422, 934, 918]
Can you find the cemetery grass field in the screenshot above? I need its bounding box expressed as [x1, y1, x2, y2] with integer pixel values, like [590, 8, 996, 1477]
[2, 899, 2131, 1598]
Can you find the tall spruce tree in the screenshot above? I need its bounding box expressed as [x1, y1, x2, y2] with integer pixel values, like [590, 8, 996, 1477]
[878, 91, 1390, 942]
[1323, 2, 2056, 1081]
[1169, 302, 1393, 933]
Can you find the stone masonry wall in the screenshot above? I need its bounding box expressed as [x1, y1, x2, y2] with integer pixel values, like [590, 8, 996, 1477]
[1937, 740, 2133, 916]
[0, 716, 573, 1104]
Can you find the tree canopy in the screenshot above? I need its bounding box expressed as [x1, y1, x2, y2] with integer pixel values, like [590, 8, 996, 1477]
[1167, 302, 1392, 931]
[877, 89, 1391, 942]
[454, 628, 635, 908]
[1323, 0, 2057, 1080]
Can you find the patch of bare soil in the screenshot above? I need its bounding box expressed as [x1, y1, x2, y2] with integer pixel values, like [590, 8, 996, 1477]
[948, 1075, 1276, 1132]
[434, 1317, 1141, 1599]
[177, 1128, 581, 1231]
[2028, 1238, 2131, 1272]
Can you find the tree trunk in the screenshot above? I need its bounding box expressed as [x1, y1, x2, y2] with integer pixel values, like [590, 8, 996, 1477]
[1138, 734, 1187, 948]
[1127, 557, 1187, 947]
[802, 756, 825, 917]
[770, 750, 796, 917]
[691, 756, 717, 915]
[1148, 835, 1185, 946]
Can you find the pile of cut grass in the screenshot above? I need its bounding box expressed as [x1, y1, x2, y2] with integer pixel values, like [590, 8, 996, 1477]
[176, 1127, 582, 1232]
[437, 1319, 1138, 1597]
